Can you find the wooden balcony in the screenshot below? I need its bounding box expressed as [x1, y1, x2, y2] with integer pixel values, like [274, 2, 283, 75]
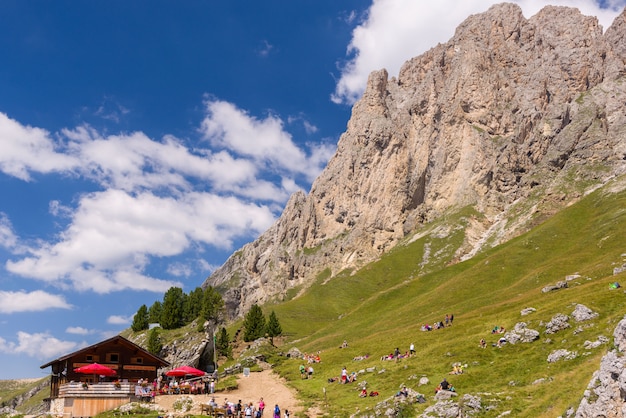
[59, 382, 135, 397]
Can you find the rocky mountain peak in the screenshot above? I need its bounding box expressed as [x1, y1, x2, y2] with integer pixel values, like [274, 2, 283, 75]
[203, 3, 626, 319]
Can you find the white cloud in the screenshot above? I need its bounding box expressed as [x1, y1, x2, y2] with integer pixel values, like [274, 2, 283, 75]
[0, 113, 80, 180]
[167, 262, 193, 278]
[107, 315, 132, 325]
[0, 290, 71, 313]
[200, 99, 333, 183]
[0, 90, 336, 299]
[257, 40, 275, 57]
[332, 0, 626, 105]
[62, 127, 260, 194]
[0, 331, 79, 359]
[66, 326, 93, 335]
[94, 95, 130, 123]
[197, 259, 217, 273]
[6, 188, 276, 293]
[0, 212, 18, 249]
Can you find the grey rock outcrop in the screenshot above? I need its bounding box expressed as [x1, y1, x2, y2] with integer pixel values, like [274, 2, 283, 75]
[583, 335, 608, 350]
[421, 394, 483, 417]
[572, 304, 599, 322]
[505, 322, 540, 344]
[203, 4, 626, 319]
[542, 281, 568, 293]
[545, 313, 571, 334]
[575, 316, 626, 417]
[548, 349, 578, 362]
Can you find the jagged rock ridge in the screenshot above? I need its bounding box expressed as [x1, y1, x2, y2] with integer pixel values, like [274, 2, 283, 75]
[203, 3, 626, 319]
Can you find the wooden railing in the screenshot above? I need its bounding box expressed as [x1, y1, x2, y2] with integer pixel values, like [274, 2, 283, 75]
[59, 382, 135, 397]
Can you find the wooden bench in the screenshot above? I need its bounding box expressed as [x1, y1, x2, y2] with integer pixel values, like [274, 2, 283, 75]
[200, 404, 226, 417]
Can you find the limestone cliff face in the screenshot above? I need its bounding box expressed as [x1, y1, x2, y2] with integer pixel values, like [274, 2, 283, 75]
[203, 3, 626, 319]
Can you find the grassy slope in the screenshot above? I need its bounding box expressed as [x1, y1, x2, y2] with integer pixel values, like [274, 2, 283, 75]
[263, 178, 626, 417]
[0, 378, 47, 414]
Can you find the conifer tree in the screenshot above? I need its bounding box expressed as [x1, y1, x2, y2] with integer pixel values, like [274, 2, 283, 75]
[265, 310, 282, 345]
[216, 326, 231, 358]
[131, 304, 149, 332]
[148, 301, 162, 324]
[147, 327, 162, 355]
[161, 286, 185, 329]
[243, 304, 266, 342]
[183, 287, 204, 323]
[201, 286, 225, 322]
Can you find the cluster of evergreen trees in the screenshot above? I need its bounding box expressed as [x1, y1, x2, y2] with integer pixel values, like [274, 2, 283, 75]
[242, 304, 282, 344]
[131, 285, 224, 332]
[131, 287, 283, 356]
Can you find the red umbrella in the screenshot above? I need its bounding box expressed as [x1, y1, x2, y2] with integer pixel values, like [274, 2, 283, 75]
[165, 365, 205, 377]
[74, 363, 117, 376]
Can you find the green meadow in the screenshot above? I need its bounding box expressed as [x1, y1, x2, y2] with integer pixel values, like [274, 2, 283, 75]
[257, 178, 626, 417]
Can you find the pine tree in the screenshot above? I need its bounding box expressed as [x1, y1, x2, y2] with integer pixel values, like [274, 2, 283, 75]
[243, 304, 266, 342]
[161, 287, 185, 329]
[265, 310, 282, 345]
[201, 286, 225, 322]
[147, 327, 162, 355]
[148, 301, 162, 324]
[183, 287, 204, 324]
[131, 304, 149, 332]
[216, 327, 231, 358]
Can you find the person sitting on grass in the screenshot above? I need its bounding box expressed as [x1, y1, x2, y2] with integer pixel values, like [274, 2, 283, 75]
[396, 386, 409, 397]
[435, 378, 455, 394]
[359, 388, 368, 397]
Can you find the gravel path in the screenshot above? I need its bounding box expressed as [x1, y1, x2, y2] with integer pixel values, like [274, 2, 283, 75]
[153, 370, 302, 416]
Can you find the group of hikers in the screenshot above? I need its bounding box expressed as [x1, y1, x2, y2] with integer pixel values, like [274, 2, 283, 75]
[421, 313, 455, 331]
[478, 325, 508, 348]
[205, 397, 289, 418]
[298, 364, 315, 379]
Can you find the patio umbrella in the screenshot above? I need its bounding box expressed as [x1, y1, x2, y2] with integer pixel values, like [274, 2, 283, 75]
[165, 365, 205, 377]
[74, 363, 117, 377]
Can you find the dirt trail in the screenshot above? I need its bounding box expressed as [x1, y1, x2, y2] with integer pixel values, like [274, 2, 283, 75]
[154, 370, 303, 416]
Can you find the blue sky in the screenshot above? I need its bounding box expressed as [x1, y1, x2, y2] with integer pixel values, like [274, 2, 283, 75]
[1, 0, 624, 380]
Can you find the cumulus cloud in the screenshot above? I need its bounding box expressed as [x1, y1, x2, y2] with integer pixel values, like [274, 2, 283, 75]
[107, 315, 132, 325]
[1, 97, 329, 295]
[0, 213, 18, 249]
[6, 188, 275, 293]
[167, 262, 193, 278]
[0, 113, 80, 180]
[66, 326, 94, 335]
[0, 290, 71, 313]
[332, 0, 626, 105]
[0, 331, 79, 359]
[200, 99, 335, 183]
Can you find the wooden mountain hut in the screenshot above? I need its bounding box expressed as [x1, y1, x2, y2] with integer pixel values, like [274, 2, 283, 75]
[40, 335, 169, 417]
